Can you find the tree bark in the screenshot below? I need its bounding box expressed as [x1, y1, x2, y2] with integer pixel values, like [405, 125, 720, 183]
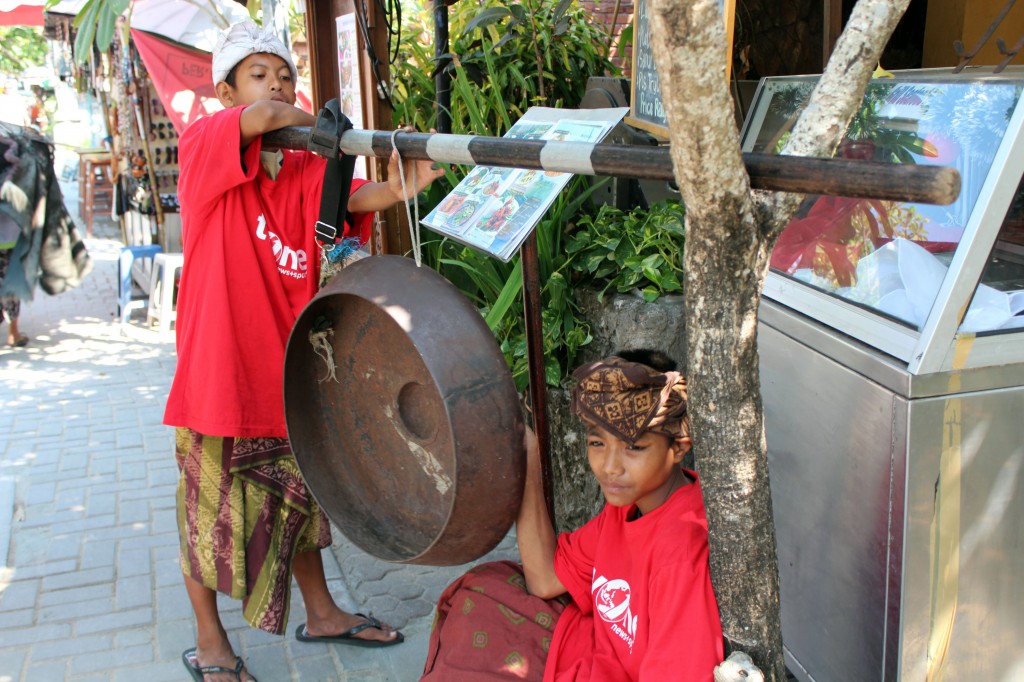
[646, 0, 910, 679]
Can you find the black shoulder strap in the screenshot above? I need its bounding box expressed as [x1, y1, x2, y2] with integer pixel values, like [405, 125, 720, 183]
[308, 99, 356, 250]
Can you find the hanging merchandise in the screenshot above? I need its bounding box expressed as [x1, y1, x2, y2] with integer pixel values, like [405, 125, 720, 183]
[99, 30, 169, 247]
[44, 0, 308, 250]
[0, 123, 92, 300]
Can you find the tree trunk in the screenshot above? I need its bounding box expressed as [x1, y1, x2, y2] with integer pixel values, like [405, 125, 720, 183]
[647, 0, 911, 679]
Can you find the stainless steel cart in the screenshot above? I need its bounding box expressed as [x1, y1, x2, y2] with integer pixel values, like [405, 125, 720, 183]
[742, 68, 1024, 681]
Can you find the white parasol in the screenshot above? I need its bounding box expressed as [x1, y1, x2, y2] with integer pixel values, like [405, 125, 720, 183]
[128, 0, 250, 52]
[45, 0, 248, 52]
[42, 0, 87, 16]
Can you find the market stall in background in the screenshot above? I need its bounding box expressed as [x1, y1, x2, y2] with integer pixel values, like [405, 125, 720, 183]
[43, 0, 253, 253]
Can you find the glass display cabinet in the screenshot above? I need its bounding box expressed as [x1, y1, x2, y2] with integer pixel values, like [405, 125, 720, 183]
[742, 67, 1024, 681]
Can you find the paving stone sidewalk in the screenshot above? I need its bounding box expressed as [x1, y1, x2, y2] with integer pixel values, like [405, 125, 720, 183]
[0, 187, 520, 681]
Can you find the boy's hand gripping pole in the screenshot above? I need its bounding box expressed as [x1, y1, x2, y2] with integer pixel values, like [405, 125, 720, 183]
[308, 99, 356, 252]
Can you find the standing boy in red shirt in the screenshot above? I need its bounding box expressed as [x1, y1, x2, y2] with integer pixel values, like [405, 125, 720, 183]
[164, 20, 443, 682]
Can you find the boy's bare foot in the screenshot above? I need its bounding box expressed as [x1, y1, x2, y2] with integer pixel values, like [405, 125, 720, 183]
[297, 610, 403, 646]
[183, 638, 256, 682]
[6, 332, 28, 347]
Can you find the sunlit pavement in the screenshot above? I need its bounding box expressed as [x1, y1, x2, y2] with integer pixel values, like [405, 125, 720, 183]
[0, 85, 518, 681]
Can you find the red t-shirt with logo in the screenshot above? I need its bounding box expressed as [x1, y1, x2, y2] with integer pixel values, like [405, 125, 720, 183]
[163, 106, 370, 438]
[547, 470, 724, 681]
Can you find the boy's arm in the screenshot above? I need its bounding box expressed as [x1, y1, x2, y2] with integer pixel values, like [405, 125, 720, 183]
[348, 131, 446, 213]
[516, 426, 567, 599]
[236, 108, 445, 214]
[346, 179, 405, 214]
[238, 100, 316, 148]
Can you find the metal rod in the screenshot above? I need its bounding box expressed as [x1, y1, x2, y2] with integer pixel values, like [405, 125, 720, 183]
[265, 127, 961, 205]
[433, 0, 452, 134]
[606, 0, 624, 60]
[995, 35, 1024, 74]
[520, 231, 555, 525]
[265, 119, 963, 533]
[952, 0, 1017, 73]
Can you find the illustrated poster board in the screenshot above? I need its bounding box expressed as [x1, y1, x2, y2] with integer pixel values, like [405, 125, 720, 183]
[336, 13, 367, 179]
[628, 0, 736, 138]
[421, 106, 629, 262]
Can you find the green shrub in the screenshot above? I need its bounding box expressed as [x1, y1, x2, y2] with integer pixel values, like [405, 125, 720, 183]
[393, 0, 618, 137]
[566, 200, 685, 303]
[391, 0, 618, 389]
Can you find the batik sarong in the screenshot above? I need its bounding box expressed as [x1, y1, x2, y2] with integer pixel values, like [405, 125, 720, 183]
[421, 560, 567, 681]
[174, 427, 331, 634]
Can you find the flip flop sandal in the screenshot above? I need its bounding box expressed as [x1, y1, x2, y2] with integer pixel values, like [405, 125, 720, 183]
[294, 613, 405, 648]
[181, 647, 258, 682]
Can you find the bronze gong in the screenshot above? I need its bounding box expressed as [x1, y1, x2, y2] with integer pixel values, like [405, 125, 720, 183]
[283, 255, 525, 565]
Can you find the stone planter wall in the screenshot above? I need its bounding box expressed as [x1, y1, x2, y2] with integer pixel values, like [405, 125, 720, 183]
[575, 288, 687, 368]
[548, 288, 688, 532]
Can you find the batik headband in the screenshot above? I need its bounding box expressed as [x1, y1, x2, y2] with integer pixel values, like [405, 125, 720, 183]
[570, 356, 689, 445]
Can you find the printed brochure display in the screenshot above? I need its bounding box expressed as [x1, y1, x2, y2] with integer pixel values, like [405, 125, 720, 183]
[420, 107, 629, 261]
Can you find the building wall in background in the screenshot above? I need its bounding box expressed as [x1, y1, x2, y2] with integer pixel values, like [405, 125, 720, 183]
[578, 0, 635, 76]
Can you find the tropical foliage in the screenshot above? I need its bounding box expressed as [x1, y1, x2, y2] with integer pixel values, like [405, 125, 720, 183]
[392, 0, 619, 388]
[393, 0, 616, 136]
[46, 0, 129, 64]
[565, 200, 685, 302]
[0, 27, 49, 75]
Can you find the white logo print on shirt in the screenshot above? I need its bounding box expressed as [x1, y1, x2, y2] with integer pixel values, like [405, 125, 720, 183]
[256, 214, 307, 279]
[593, 573, 637, 652]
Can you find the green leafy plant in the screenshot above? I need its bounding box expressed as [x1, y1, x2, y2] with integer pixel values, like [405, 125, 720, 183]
[565, 200, 686, 303]
[416, 173, 608, 391]
[392, 0, 617, 388]
[393, 0, 617, 137]
[492, 176, 608, 389]
[46, 0, 129, 64]
[0, 27, 49, 74]
[456, 0, 609, 104]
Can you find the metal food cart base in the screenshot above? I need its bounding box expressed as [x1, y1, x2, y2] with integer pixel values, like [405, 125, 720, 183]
[759, 299, 1024, 681]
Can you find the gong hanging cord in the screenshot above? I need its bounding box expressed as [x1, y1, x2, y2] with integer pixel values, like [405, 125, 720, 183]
[390, 127, 422, 267]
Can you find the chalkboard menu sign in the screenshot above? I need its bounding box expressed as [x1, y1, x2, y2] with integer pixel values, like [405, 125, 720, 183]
[627, 0, 735, 139]
[627, 0, 667, 137]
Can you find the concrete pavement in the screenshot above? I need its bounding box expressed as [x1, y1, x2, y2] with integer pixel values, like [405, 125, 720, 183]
[0, 179, 519, 681]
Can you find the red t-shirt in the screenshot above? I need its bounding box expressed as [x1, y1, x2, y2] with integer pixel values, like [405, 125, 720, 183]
[547, 470, 724, 681]
[163, 106, 371, 438]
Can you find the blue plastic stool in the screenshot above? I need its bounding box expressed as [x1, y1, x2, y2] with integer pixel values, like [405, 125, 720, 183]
[118, 244, 162, 325]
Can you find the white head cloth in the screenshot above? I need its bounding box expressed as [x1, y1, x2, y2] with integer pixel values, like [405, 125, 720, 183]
[212, 20, 297, 86]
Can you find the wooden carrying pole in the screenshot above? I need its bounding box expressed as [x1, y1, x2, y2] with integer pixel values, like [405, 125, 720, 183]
[519, 231, 555, 521]
[267, 127, 962, 205]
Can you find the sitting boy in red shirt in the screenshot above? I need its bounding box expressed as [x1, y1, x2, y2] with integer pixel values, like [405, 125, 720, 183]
[422, 349, 724, 681]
